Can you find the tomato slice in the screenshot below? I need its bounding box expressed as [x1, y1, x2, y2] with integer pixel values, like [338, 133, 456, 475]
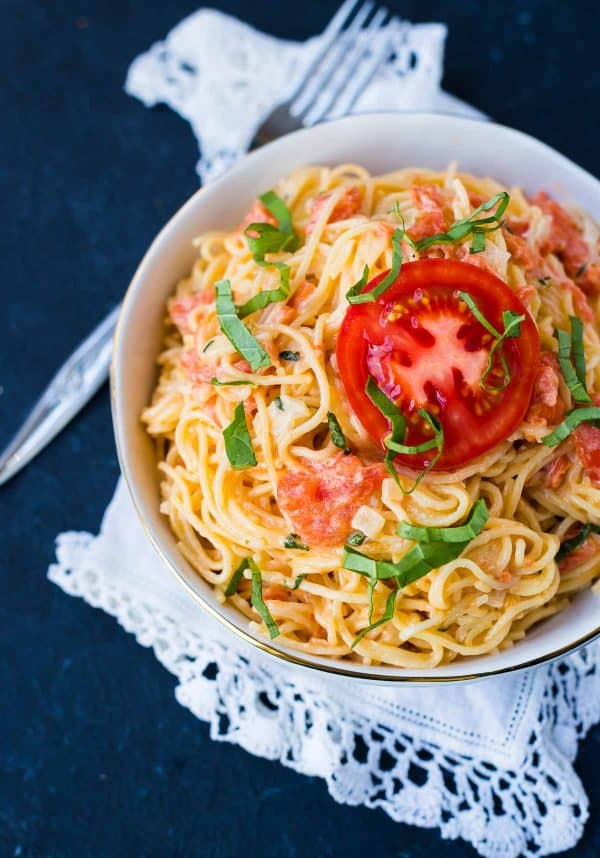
[336, 259, 540, 471]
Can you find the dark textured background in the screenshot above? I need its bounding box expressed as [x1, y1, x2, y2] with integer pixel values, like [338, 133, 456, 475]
[1, 1, 599, 855]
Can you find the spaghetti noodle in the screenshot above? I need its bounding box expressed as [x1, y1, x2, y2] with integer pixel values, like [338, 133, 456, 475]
[142, 164, 600, 667]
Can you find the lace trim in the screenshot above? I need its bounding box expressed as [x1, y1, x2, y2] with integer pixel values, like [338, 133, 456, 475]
[49, 530, 600, 858]
[124, 9, 447, 183]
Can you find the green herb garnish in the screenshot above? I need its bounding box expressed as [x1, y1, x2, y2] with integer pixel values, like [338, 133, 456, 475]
[279, 350, 300, 361]
[469, 228, 487, 254]
[413, 192, 509, 254]
[571, 316, 588, 392]
[459, 292, 524, 391]
[556, 316, 590, 404]
[347, 195, 509, 307]
[397, 499, 489, 543]
[343, 538, 469, 586]
[542, 407, 600, 446]
[344, 500, 488, 585]
[365, 377, 443, 493]
[327, 411, 350, 453]
[249, 560, 280, 639]
[260, 190, 295, 234]
[240, 191, 301, 317]
[237, 256, 292, 318]
[365, 376, 406, 485]
[346, 228, 405, 304]
[224, 558, 250, 597]
[556, 523, 600, 562]
[274, 395, 284, 411]
[346, 531, 367, 547]
[215, 279, 271, 371]
[223, 401, 257, 470]
[202, 339, 214, 352]
[287, 575, 306, 590]
[351, 587, 397, 649]
[211, 377, 257, 387]
[283, 533, 310, 551]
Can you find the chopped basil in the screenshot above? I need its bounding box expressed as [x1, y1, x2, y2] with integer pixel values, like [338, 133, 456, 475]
[211, 377, 257, 387]
[279, 350, 300, 361]
[542, 407, 600, 447]
[556, 329, 589, 404]
[556, 316, 590, 404]
[274, 395, 284, 411]
[346, 228, 405, 304]
[343, 546, 401, 580]
[238, 258, 292, 318]
[343, 538, 470, 586]
[459, 291, 524, 391]
[327, 411, 350, 453]
[344, 497, 487, 644]
[346, 531, 367, 547]
[556, 523, 600, 562]
[366, 578, 377, 622]
[365, 377, 406, 433]
[351, 586, 397, 649]
[365, 376, 406, 486]
[249, 560, 280, 639]
[459, 291, 501, 338]
[283, 533, 310, 551]
[385, 412, 440, 455]
[571, 316, 588, 391]
[397, 499, 489, 543]
[260, 190, 296, 235]
[469, 228, 487, 254]
[223, 401, 257, 470]
[224, 558, 250, 597]
[240, 191, 301, 317]
[244, 222, 298, 257]
[215, 279, 271, 371]
[365, 376, 443, 493]
[344, 265, 369, 302]
[413, 192, 509, 253]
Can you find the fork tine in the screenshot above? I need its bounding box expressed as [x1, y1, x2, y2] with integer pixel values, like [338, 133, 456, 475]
[292, 1, 375, 119]
[302, 6, 393, 127]
[285, 0, 364, 106]
[330, 16, 404, 118]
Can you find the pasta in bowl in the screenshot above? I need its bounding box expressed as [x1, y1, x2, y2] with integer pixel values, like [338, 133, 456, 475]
[112, 113, 600, 682]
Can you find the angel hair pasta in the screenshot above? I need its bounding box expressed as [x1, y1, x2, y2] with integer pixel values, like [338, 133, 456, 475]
[142, 163, 600, 668]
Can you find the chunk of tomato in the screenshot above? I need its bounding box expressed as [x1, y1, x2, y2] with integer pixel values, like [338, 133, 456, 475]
[277, 454, 385, 547]
[336, 259, 540, 471]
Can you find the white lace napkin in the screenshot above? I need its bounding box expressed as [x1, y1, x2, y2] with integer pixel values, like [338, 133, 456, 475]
[49, 9, 600, 858]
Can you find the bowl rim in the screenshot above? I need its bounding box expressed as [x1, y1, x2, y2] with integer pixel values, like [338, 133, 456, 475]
[111, 110, 600, 684]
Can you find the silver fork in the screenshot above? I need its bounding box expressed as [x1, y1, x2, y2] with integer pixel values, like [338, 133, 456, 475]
[254, 0, 396, 142]
[0, 1, 398, 487]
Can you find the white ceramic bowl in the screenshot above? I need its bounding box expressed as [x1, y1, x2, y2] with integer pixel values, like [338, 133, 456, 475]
[112, 112, 600, 684]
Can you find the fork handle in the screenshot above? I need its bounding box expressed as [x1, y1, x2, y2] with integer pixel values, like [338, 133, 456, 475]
[0, 305, 121, 486]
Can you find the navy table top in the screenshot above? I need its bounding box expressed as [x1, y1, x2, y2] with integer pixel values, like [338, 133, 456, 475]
[1, 1, 599, 855]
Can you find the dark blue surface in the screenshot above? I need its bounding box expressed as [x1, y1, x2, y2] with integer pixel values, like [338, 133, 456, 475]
[1, 1, 599, 855]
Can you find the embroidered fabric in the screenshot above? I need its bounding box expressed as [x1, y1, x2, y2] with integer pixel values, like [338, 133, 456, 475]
[49, 480, 600, 858]
[47, 10, 600, 856]
[124, 8, 474, 183]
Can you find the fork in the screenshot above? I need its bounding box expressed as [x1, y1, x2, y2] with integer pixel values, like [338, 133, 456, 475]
[0, 0, 398, 487]
[254, 0, 396, 143]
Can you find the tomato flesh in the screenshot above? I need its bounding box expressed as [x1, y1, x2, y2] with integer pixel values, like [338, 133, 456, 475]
[337, 259, 540, 471]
